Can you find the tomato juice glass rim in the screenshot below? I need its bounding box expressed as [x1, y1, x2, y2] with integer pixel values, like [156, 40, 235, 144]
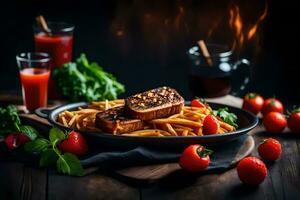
[16, 52, 51, 66]
[33, 21, 74, 35]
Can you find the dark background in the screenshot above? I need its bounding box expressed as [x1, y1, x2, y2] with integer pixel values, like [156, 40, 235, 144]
[0, 0, 299, 104]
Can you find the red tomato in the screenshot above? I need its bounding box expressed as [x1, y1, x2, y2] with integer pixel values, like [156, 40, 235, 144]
[287, 108, 300, 133]
[237, 157, 267, 185]
[258, 138, 282, 161]
[191, 98, 206, 108]
[242, 93, 264, 115]
[263, 112, 287, 133]
[203, 115, 219, 135]
[179, 144, 212, 172]
[262, 98, 284, 116]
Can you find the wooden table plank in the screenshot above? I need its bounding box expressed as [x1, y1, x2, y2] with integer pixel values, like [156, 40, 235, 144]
[0, 162, 47, 200]
[47, 170, 140, 200]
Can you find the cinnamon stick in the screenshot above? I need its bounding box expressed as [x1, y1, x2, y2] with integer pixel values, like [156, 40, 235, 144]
[197, 40, 213, 66]
[36, 15, 52, 35]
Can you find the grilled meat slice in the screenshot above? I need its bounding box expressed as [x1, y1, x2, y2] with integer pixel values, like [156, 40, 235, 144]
[125, 86, 184, 120]
[95, 106, 144, 134]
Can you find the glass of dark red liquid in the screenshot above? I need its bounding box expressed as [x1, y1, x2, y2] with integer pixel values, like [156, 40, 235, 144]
[16, 53, 51, 113]
[33, 22, 74, 99]
[187, 44, 250, 98]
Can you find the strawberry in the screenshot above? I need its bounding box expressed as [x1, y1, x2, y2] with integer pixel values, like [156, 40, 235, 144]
[258, 138, 282, 161]
[5, 133, 30, 150]
[203, 115, 219, 135]
[237, 157, 267, 185]
[58, 131, 88, 156]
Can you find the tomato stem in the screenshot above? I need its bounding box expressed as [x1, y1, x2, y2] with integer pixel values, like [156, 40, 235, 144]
[197, 146, 213, 157]
[247, 93, 257, 99]
[195, 97, 207, 105]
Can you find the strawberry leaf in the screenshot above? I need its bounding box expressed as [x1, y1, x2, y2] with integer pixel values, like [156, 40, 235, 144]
[19, 125, 39, 140]
[40, 149, 58, 167]
[56, 153, 84, 176]
[49, 127, 66, 145]
[24, 138, 50, 153]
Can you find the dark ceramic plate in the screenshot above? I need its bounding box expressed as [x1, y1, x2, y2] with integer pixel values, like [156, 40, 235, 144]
[35, 102, 258, 149]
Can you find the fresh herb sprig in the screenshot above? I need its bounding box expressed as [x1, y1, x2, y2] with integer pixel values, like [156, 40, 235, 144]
[213, 107, 238, 128]
[53, 54, 125, 102]
[0, 105, 39, 140]
[25, 127, 84, 176]
[0, 105, 21, 134]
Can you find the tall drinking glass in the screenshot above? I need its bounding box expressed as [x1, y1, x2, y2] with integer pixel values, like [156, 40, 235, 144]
[33, 22, 74, 99]
[16, 53, 51, 113]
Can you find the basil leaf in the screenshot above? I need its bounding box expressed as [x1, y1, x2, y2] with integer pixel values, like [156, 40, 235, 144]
[213, 107, 238, 128]
[19, 125, 39, 140]
[0, 105, 21, 135]
[56, 153, 84, 176]
[40, 149, 59, 167]
[24, 138, 50, 153]
[49, 127, 65, 145]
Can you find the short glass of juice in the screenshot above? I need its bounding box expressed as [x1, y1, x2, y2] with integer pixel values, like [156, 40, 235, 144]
[16, 52, 51, 113]
[33, 22, 74, 99]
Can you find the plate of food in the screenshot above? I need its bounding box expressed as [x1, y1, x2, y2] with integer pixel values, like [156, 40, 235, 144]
[35, 86, 258, 149]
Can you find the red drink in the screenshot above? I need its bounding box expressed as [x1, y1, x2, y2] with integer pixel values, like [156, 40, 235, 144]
[34, 22, 74, 99]
[20, 68, 50, 112]
[34, 34, 73, 68]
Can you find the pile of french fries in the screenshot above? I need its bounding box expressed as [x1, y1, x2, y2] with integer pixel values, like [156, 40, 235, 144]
[57, 99, 124, 131]
[123, 106, 235, 137]
[57, 99, 235, 136]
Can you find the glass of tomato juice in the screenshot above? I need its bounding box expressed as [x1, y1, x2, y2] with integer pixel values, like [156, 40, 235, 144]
[33, 22, 74, 99]
[16, 53, 51, 113]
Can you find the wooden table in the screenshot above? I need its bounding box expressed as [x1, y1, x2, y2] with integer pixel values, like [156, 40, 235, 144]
[1, 95, 300, 200]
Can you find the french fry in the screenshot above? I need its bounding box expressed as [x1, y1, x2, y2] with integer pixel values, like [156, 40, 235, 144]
[61, 116, 68, 127]
[181, 130, 188, 136]
[172, 125, 193, 131]
[68, 114, 77, 127]
[218, 120, 235, 132]
[151, 118, 202, 128]
[122, 129, 164, 137]
[188, 131, 197, 136]
[165, 123, 177, 136]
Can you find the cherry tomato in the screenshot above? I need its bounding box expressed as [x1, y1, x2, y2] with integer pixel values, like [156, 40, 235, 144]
[258, 138, 282, 161]
[288, 108, 300, 133]
[262, 98, 284, 116]
[179, 144, 213, 172]
[203, 115, 219, 135]
[242, 93, 264, 115]
[263, 112, 287, 133]
[237, 157, 267, 185]
[191, 98, 206, 108]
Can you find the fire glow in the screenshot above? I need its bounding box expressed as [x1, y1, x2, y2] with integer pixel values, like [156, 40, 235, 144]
[110, 1, 268, 52]
[229, 1, 268, 49]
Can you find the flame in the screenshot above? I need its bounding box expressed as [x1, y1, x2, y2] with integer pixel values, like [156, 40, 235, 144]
[229, 5, 244, 47]
[229, 1, 268, 48]
[247, 4, 268, 40]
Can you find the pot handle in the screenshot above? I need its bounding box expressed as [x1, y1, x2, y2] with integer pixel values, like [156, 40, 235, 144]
[231, 58, 251, 96]
[35, 107, 51, 119]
